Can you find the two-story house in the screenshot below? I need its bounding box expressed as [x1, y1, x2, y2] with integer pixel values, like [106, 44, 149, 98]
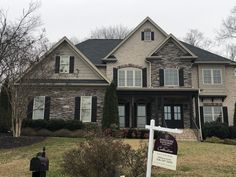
[23, 17, 236, 140]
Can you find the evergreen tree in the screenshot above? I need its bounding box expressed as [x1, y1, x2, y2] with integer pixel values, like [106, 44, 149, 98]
[0, 78, 11, 132]
[102, 82, 119, 129]
[234, 102, 236, 127]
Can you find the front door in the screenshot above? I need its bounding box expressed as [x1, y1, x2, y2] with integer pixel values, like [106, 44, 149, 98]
[164, 105, 183, 128]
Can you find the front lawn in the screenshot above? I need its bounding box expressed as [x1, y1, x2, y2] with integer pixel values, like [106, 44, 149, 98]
[0, 137, 236, 177]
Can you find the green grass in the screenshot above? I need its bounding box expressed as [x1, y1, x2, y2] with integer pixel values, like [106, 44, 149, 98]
[0, 138, 236, 177]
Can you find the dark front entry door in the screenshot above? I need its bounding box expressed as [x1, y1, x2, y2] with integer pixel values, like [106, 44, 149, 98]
[164, 105, 183, 128]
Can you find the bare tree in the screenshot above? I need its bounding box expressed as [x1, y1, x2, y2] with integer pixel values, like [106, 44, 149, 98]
[225, 44, 236, 61]
[218, 6, 236, 40]
[0, 2, 48, 137]
[90, 25, 130, 39]
[183, 29, 213, 50]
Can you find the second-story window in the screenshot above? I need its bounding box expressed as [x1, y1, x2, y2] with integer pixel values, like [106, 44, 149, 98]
[141, 29, 154, 41]
[118, 68, 142, 87]
[203, 69, 222, 84]
[60, 56, 70, 73]
[55, 56, 74, 74]
[164, 68, 179, 86]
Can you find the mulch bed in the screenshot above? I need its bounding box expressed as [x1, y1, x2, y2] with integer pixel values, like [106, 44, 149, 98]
[0, 135, 46, 149]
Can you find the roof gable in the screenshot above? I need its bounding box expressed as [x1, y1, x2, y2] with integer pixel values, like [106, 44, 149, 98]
[103, 17, 168, 60]
[20, 37, 110, 83]
[149, 34, 197, 58]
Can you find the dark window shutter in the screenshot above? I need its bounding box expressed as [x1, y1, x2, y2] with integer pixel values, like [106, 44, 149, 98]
[159, 69, 164, 86]
[74, 97, 81, 120]
[151, 32, 154, 41]
[44, 96, 51, 120]
[223, 107, 228, 125]
[141, 32, 144, 40]
[113, 68, 118, 86]
[91, 96, 97, 122]
[125, 103, 130, 128]
[146, 103, 151, 125]
[27, 97, 34, 120]
[69, 56, 74, 73]
[179, 68, 184, 86]
[200, 106, 204, 128]
[142, 68, 147, 87]
[55, 56, 60, 73]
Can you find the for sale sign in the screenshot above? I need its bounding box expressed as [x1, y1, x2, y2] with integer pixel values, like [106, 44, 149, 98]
[152, 133, 178, 170]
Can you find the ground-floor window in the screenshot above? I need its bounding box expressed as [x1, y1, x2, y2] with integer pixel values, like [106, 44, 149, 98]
[203, 106, 222, 122]
[32, 96, 45, 120]
[118, 105, 125, 128]
[80, 96, 92, 122]
[137, 105, 146, 128]
[164, 105, 181, 120]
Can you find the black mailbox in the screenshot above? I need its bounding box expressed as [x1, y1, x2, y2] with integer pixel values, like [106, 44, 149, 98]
[30, 147, 49, 177]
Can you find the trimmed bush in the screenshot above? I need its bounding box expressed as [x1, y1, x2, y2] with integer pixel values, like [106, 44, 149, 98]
[22, 119, 83, 131]
[21, 128, 37, 136]
[53, 129, 72, 137]
[229, 126, 236, 138]
[205, 136, 224, 144]
[36, 129, 53, 137]
[202, 121, 230, 139]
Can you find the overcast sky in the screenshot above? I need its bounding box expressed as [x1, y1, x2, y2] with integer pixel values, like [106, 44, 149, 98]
[1, 0, 236, 44]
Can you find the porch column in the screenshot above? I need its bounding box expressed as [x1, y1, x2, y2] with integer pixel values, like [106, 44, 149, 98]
[155, 96, 159, 126]
[194, 95, 200, 127]
[131, 96, 136, 128]
[160, 96, 164, 127]
[189, 95, 193, 128]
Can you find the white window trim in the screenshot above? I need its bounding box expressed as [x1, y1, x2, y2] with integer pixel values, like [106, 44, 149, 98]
[117, 67, 142, 88]
[32, 96, 45, 120]
[202, 69, 222, 85]
[80, 96, 92, 123]
[203, 106, 223, 123]
[59, 55, 70, 74]
[164, 68, 179, 86]
[144, 31, 152, 41]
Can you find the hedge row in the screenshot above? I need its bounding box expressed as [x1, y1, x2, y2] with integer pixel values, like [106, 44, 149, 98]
[202, 121, 236, 139]
[22, 119, 84, 131]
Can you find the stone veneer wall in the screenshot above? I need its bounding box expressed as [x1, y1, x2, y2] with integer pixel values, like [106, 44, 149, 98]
[27, 86, 106, 124]
[151, 40, 193, 88]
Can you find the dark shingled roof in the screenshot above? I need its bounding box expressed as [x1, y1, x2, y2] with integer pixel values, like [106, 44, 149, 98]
[76, 39, 122, 65]
[76, 39, 233, 65]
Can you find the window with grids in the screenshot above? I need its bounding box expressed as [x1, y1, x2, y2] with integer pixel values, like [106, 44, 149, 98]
[60, 56, 70, 73]
[137, 105, 146, 128]
[80, 96, 92, 122]
[144, 31, 151, 41]
[164, 106, 171, 120]
[164, 68, 179, 86]
[118, 68, 142, 87]
[33, 96, 45, 120]
[203, 106, 222, 122]
[174, 106, 181, 120]
[203, 69, 222, 84]
[118, 105, 125, 128]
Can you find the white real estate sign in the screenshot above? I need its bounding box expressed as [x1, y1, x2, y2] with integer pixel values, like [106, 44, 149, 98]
[152, 151, 177, 170]
[145, 119, 182, 177]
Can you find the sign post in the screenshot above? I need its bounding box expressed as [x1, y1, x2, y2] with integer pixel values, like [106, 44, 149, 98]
[145, 119, 183, 177]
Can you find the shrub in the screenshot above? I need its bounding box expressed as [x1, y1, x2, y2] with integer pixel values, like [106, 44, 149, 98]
[229, 126, 236, 138]
[21, 128, 37, 136]
[70, 130, 87, 138]
[62, 136, 127, 177]
[22, 119, 83, 131]
[36, 129, 53, 137]
[223, 139, 236, 145]
[202, 121, 230, 139]
[205, 136, 224, 144]
[53, 129, 72, 137]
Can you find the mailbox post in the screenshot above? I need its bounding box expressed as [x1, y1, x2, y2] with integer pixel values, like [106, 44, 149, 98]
[30, 147, 49, 177]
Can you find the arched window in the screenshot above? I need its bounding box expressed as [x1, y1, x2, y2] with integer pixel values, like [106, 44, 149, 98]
[118, 67, 142, 87]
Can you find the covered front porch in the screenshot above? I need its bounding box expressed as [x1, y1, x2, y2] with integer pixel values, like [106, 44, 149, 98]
[117, 88, 200, 129]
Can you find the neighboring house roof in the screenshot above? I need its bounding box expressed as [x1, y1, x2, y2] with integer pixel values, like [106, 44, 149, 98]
[76, 38, 235, 65]
[76, 39, 122, 65]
